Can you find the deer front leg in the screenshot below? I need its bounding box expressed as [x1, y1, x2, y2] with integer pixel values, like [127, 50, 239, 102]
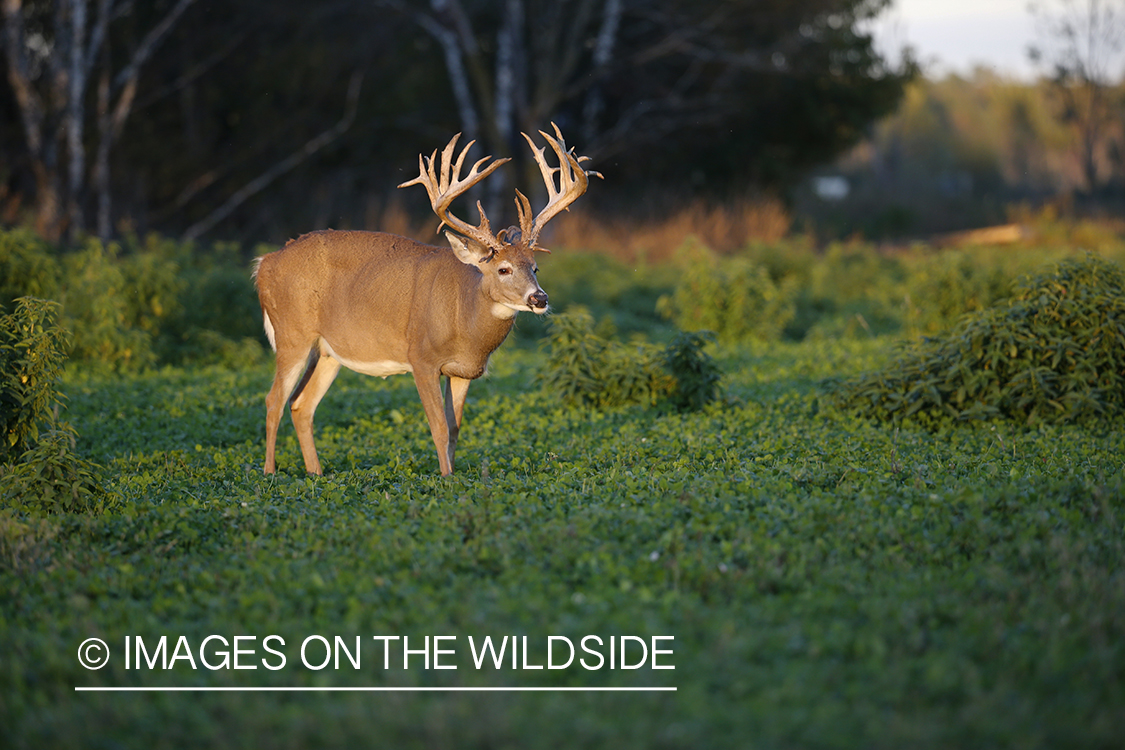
[443, 375, 471, 468]
[414, 370, 454, 476]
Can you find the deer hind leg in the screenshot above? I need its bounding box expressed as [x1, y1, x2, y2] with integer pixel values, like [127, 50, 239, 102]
[264, 345, 314, 474]
[289, 352, 341, 475]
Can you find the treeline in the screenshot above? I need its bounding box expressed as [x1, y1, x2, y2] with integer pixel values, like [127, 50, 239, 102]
[0, 0, 913, 245]
[800, 70, 1125, 238]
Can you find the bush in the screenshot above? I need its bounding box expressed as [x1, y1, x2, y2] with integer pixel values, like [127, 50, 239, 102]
[0, 228, 266, 371]
[0, 297, 100, 513]
[1, 298, 69, 464]
[830, 254, 1125, 425]
[661, 330, 723, 412]
[538, 310, 721, 411]
[537, 310, 674, 408]
[59, 241, 160, 371]
[0, 228, 59, 313]
[902, 249, 1033, 336]
[0, 422, 101, 514]
[657, 241, 796, 343]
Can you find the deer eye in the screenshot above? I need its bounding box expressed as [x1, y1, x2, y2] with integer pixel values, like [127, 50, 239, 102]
[532, 266, 538, 274]
[498, 266, 513, 276]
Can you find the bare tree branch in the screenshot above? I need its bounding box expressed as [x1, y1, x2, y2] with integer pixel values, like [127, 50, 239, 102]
[1030, 0, 1125, 190]
[183, 72, 364, 240]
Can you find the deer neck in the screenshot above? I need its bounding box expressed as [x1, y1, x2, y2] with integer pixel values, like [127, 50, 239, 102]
[459, 266, 517, 353]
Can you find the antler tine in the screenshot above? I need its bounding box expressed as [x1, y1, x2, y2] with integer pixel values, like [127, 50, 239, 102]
[512, 189, 551, 253]
[398, 133, 510, 251]
[520, 123, 601, 248]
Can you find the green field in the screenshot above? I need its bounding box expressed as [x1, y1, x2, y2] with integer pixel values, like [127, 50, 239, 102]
[3, 332, 1123, 748]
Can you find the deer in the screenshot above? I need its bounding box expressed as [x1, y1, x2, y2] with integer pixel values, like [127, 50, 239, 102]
[253, 124, 599, 476]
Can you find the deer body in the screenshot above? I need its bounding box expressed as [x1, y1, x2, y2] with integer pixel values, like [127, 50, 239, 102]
[256, 126, 598, 476]
[258, 230, 516, 381]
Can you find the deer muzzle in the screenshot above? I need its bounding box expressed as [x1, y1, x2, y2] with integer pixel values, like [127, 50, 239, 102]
[528, 290, 549, 310]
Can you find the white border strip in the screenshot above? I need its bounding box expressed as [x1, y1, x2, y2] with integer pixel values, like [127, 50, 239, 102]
[76, 686, 676, 692]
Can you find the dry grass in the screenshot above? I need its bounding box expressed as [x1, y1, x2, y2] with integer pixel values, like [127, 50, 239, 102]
[363, 196, 434, 241]
[365, 194, 792, 262]
[548, 197, 792, 261]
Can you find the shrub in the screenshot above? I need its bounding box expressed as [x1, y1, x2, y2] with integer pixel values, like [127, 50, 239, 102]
[903, 249, 1024, 336]
[0, 228, 59, 313]
[538, 310, 673, 408]
[657, 241, 795, 343]
[0, 228, 266, 371]
[661, 331, 723, 412]
[830, 254, 1125, 425]
[538, 311, 721, 411]
[157, 261, 267, 367]
[1, 298, 69, 464]
[0, 298, 100, 513]
[59, 241, 159, 371]
[0, 422, 101, 513]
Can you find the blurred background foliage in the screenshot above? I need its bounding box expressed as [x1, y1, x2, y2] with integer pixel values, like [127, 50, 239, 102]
[2, 219, 1123, 373]
[1, 0, 911, 243]
[1, 0, 1124, 387]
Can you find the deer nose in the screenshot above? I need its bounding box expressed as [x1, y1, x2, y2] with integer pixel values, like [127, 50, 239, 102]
[528, 290, 549, 309]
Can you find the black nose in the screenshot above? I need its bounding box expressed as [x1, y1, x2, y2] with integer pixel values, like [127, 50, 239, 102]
[528, 290, 548, 309]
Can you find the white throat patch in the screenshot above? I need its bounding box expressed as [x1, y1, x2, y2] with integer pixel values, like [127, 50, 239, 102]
[491, 302, 519, 320]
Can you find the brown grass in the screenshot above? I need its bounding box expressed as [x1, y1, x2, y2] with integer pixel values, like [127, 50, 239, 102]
[366, 194, 792, 262]
[363, 196, 433, 241]
[548, 197, 791, 261]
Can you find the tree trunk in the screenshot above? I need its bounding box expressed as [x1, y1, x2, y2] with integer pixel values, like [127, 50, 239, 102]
[67, 0, 89, 235]
[583, 0, 622, 143]
[95, 68, 113, 240]
[32, 165, 64, 242]
[489, 0, 523, 219]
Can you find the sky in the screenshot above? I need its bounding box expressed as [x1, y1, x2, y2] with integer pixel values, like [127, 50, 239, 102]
[870, 0, 1041, 79]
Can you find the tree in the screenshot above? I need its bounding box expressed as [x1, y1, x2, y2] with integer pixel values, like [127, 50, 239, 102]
[0, 0, 914, 243]
[385, 0, 913, 217]
[1, 0, 196, 241]
[1029, 0, 1125, 192]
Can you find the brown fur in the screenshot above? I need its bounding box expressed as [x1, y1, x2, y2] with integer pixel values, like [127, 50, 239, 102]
[255, 229, 546, 476]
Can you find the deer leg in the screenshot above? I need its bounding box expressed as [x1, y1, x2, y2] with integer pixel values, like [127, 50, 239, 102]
[414, 370, 453, 476]
[264, 346, 314, 474]
[443, 375, 471, 469]
[289, 354, 341, 475]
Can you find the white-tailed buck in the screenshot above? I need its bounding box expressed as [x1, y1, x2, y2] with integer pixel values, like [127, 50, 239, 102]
[254, 124, 599, 476]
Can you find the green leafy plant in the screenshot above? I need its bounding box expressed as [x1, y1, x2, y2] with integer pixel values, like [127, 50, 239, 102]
[1, 297, 70, 463]
[657, 241, 796, 343]
[0, 229, 59, 313]
[538, 311, 721, 411]
[0, 297, 100, 513]
[59, 240, 159, 371]
[661, 330, 722, 411]
[538, 310, 674, 408]
[831, 254, 1125, 425]
[0, 421, 101, 513]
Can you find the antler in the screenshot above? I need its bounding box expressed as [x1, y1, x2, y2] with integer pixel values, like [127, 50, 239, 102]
[398, 134, 510, 253]
[515, 123, 603, 251]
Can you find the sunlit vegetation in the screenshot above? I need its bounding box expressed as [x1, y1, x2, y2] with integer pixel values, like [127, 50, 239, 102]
[2, 223, 1123, 748]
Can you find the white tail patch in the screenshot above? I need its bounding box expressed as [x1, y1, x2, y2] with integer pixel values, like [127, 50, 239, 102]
[250, 256, 265, 285]
[262, 310, 277, 351]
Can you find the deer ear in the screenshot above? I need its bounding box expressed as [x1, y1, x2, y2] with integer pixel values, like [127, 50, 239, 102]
[446, 231, 489, 265]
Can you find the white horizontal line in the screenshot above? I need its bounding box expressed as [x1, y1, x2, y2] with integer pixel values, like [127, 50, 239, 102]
[75, 686, 676, 692]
